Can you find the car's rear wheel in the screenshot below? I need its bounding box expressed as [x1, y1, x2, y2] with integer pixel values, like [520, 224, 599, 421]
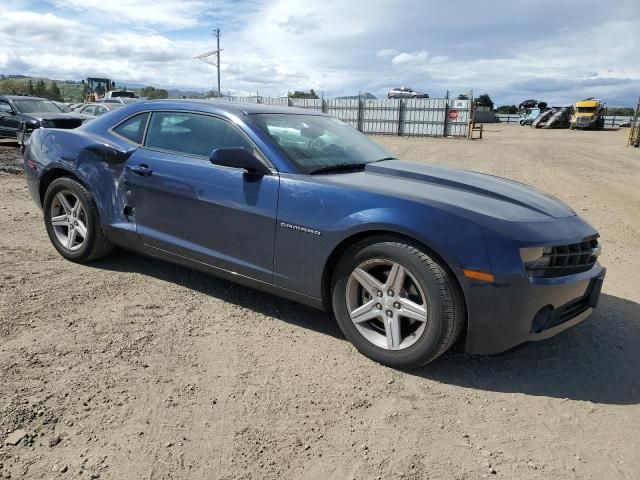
[43, 177, 113, 262]
[331, 237, 464, 368]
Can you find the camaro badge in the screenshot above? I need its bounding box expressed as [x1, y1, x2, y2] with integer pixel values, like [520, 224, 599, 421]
[280, 222, 321, 236]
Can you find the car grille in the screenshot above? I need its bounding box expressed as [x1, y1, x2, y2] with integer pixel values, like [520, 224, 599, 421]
[528, 237, 600, 278]
[576, 117, 591, 126]
[41, 119, 84, 129]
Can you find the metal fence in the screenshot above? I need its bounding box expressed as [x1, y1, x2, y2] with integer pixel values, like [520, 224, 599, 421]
[496, 114, 633, 127]
[223, 96, 473, 137]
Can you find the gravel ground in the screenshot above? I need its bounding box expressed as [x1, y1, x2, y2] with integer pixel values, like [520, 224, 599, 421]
[0, 139, 22, 174]
[1, 126, 639, 479]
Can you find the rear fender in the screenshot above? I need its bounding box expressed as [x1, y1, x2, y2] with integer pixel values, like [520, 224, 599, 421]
[32, 129, 135, 228]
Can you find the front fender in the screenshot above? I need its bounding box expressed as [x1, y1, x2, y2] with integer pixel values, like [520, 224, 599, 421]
[332, 206, 491, 283]
[273, 175, 492, 301]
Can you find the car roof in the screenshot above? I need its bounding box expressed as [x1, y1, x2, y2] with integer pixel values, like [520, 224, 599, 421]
[139, 99, 325, 116]
[0, 95, 50, 101]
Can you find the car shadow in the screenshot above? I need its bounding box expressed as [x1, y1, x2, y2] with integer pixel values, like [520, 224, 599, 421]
[91, 250, 639, 405]
[90, 249, 342, 339]
[412, 291, 640, 405]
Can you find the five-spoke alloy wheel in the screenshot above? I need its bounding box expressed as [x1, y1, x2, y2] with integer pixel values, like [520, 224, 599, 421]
[50, 190, 89, 251]
[43, 177, 114, 262]
[332, 237, 465, 368]
[346, 259, 428, 350]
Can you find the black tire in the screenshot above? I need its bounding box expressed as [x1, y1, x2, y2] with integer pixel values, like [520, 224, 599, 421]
[331, 237, 465, 368]
[43, 177, 114, 262]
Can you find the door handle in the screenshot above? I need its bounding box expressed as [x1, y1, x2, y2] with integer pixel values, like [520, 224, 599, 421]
[127, 164, 153, 177]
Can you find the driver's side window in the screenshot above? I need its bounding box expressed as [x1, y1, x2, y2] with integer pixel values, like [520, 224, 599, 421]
[0, 101, 13, 113]
[145, 112, 254, 158]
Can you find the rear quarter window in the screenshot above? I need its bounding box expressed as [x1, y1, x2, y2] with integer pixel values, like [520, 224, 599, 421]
[112, 112, 149, 144]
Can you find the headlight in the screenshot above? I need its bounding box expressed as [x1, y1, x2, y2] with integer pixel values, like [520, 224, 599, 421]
[520, 247, 552, 268]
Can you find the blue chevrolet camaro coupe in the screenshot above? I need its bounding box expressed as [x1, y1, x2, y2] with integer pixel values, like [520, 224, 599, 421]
[23, 100, 606, 368]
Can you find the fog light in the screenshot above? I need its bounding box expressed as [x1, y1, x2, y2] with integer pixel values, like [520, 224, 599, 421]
[531, 305, 554, 333]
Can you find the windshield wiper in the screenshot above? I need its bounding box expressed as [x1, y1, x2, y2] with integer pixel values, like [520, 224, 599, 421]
[374, 156, 397, 162]
[309, 163, 367, 175]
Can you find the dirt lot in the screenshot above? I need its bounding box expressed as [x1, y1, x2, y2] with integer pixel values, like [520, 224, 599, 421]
[1, 126, 639, 480]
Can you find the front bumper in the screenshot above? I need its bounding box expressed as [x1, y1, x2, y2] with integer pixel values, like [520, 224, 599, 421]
[464, 264, 605, 355]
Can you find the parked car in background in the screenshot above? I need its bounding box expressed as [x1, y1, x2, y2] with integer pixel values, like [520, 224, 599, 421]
[0, 95, 87, 148]
[97, 98, 139, 105]
[52, 101, 70, 112]
[387, 87, 429, 99]
[77, 102, 125, 117]
[104, 90, 138, 99]
[23, 100, 605, 368]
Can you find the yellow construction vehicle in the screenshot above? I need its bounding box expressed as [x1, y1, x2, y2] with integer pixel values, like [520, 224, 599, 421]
[628, 96, 639, 147]
[570, 98, 605, 129]
[82, 77, 114, 103]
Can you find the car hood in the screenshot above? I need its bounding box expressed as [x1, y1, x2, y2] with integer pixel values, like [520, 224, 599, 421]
[322, 160, 576, 222]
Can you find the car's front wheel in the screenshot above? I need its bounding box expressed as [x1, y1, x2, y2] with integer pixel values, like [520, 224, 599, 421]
[331, 237, 465, 368]
[43, 177, 114, 262]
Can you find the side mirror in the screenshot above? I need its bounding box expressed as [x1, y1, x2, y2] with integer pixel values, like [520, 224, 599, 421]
[209, 148, 270, 176]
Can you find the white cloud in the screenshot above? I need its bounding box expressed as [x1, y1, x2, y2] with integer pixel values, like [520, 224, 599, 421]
[430, 55, 448, 64]
[45, 0, 210, 28]
[1, 0, 639, 105]
[391, 51, 428, 66]
[277, 13, 321, 35]
[377, 49, 399, 59]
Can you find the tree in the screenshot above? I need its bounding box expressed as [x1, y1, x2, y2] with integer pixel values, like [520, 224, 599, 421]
[34, 79, 47, 98]
[140, 86, 156, 98]
[147, 88, 168, 100]
[48, 81, 64, 101]
[27, 80, 35, 96]
[288, 90, 319, 99]
[0, 79, 19, 94]
[495, 105, 518, 114]
[475, 93, 494, 110]
[606, 107, 634, 116]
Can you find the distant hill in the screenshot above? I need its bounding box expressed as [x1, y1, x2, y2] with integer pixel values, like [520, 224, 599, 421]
[336, 92, 377, 100]
[0, 75, 84, 101]
[0, 74, 207, 102]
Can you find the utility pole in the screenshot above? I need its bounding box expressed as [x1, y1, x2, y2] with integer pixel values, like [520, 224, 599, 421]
[215, 29, 221, 97]
[194, 29, 222, 97]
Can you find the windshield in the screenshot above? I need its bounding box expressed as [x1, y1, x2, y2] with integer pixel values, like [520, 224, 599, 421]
[13, 99, 62, 114]
[251, 114, 393, 174]
[576, 107, 596, 113]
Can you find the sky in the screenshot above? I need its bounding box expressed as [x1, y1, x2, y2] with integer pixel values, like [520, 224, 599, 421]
[0, 0, 639, 106]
